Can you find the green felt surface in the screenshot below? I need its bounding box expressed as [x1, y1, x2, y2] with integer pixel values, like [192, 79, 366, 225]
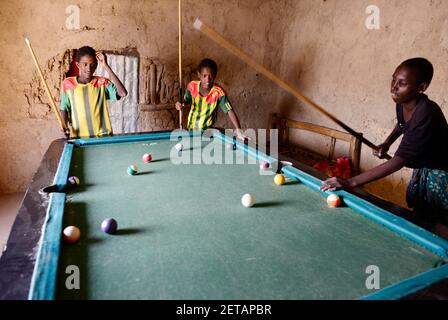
[56, 138, 442, 299]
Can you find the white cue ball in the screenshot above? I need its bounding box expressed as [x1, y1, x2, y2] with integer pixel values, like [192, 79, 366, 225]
[175, 143, 183, 151]
[241, 193, 255, 208]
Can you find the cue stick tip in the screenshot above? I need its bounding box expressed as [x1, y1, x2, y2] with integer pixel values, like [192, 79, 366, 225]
[193, 18, 203, 30]
[24, 37, 30, 45]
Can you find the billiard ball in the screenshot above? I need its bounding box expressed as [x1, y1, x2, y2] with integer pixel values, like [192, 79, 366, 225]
[260, 161, 270, 170]
[142, 153, 152, 163]
[62, 226, 81, 244]
[274, 174, 286, 185]
[68, 176, 80, 187]
[175, 143, 183, 151]
[127, 165, 138, 176]
[327, 194, 341, 207]
[101, 218, 118, 234]
[241, 193, 255, 207]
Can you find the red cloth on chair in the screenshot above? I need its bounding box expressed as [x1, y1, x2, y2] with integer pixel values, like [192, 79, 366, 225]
[313, 157, 352, 179]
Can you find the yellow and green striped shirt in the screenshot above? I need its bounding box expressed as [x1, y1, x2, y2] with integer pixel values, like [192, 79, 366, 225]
[184, 81, 232, 130]
[60, 76, 120, 138]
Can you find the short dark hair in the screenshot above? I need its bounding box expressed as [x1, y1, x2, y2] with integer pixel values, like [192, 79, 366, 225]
[400, 57, 434, 86]
[197, 58, 218, 76]
[76, 46, 96, 62]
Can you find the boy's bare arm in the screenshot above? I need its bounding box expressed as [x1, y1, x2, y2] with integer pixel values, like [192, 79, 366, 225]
[96, 52, 128, 97]
[227, 110, 248, 140]
[373, 125, 402, 159]
[321, 156, 407, 192]
[227, 110, 241, 129]
[382, 125, 402, 147]
[61, 110, 71, 137]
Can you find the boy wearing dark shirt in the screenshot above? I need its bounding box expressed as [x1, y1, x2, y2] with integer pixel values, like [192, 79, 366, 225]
[321, 58, 448, 225]
[394, 94, 448, 170]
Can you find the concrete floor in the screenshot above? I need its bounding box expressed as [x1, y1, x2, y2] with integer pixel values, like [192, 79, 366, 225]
[0, 193, 24, 258]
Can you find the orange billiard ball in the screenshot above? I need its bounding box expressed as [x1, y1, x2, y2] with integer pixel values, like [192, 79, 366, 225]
[327, 194, 341, 207]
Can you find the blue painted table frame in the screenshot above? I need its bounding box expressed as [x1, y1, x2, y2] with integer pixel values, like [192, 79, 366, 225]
[28, 131, 448, 300]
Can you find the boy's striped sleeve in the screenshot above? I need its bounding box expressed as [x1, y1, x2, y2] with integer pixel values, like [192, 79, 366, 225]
[183, 87, 192, 105]
[105, 81, 121, 101]
[218, 95, 232, 114]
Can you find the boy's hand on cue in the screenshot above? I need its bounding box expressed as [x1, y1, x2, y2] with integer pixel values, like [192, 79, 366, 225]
[373, 143, 391, 159]
[235, 129, 250, 141]
[62, 128, 70, 139]
[175, 101, 183, 111]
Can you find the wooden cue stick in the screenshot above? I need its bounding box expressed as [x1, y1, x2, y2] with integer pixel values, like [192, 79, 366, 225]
[193, 19, 389, 157]
[178, 0, 183, 129]
[24, 37, 67, 132]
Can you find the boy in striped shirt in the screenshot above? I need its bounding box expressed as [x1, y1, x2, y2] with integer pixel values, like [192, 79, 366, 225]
[175, 59, 246, 140]
[60, 46, 127, 138]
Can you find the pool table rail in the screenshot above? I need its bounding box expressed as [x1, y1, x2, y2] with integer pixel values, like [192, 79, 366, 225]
[1, 131, 448, 300]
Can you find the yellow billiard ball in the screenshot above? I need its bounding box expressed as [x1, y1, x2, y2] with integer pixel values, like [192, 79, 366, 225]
[274, 174, 285, 185]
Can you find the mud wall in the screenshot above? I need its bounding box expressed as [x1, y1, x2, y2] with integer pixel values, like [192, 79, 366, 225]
[276, 0, 448, 207]
[0, 0, 292, 193]
[2, 0, 446, 209]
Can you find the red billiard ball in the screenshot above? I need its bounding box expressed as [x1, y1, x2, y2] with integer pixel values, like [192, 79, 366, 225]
[142, 153, 152, 163]
[62, 226, 81, 244]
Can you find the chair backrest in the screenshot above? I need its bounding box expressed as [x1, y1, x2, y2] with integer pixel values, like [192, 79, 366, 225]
[270, 113, 361, 174]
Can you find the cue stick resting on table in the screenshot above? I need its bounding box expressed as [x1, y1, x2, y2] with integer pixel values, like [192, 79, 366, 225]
[24, 37, 70, 139]
[193, 18, 391, 160]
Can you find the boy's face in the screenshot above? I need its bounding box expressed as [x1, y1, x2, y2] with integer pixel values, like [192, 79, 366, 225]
[390, 65, 426, 104]
[197, 67, 215, 90]
[76, 55, 97, 80]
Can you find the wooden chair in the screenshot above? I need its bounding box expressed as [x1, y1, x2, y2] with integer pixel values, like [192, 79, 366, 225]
[270, 113, 362, 175]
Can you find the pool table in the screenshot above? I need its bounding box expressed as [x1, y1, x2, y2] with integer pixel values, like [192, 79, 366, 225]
[1, 130, 447, 300]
